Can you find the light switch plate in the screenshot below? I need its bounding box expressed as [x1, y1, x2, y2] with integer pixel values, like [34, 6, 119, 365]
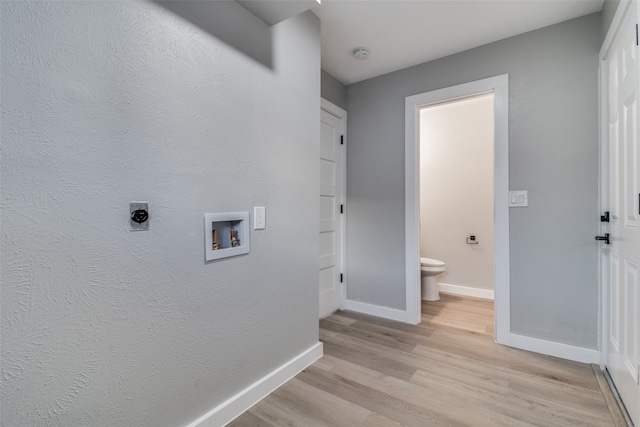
[509, 191, 528, 207]
[254, 206, 266, 230]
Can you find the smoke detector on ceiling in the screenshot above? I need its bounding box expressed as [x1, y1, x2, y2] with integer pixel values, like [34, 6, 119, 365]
[353, 47, 370, 60]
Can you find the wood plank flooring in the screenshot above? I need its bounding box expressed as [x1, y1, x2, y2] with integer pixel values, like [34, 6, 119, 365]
[230, 294, 617, 427]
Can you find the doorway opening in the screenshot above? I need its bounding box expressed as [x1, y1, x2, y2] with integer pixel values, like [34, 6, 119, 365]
[420, 93, 495, 301]
[405, 75, 510, 345]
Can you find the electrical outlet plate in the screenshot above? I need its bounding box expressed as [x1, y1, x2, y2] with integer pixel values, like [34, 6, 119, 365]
[130, 201, 149, 230]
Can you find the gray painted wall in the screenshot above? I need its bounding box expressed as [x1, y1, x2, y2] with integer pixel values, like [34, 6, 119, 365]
[321, 69, 348, 110]
[601, 0, 620, 41]
[346, 14, 600, 349]
[1, 2, 320, 426]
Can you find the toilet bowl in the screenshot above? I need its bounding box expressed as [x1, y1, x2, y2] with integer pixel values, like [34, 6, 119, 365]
[420, 257, 446, 301]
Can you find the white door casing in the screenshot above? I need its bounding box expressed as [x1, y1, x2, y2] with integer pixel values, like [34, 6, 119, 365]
[601, 2, 640, 424]
[405, 75, 509, 334]
[319, 99, 346, 318]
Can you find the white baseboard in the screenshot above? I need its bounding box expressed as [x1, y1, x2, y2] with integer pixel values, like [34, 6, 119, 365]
[437, 282, 494, 300]
[509, 333, 599, 364]
[185, 342, 323, 427]
[345, 299, 408, 323]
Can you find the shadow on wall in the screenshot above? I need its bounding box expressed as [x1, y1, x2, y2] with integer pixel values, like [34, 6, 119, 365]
[154, 1, 273, 69]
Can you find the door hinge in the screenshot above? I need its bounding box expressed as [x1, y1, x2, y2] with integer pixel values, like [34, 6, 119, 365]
[340, 204, 344, 214]
[636, 24, 638, 46]
[340, 135, 344, 145]
[340, 273, 343, 283]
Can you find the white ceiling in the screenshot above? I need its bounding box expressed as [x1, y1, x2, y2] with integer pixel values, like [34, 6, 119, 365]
[313, 0, 604, 85]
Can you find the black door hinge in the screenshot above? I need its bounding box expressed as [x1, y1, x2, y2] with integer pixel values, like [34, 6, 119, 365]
[340, 274, 343, 283]
[636, 24, 638, 46]
[340, 204, 344, 214]
[340, 135, 344, 145]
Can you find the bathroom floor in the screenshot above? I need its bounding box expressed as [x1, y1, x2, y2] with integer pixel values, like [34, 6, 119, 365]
[230, 294, 619, 426]
[421, 292, 494, 336]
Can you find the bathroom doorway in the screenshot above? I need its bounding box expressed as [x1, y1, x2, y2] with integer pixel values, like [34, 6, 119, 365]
[405, 75, 510, 345]
[419, 93, 495, 300]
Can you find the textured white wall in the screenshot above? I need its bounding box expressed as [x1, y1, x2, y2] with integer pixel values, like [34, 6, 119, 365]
[420, 95, 494, 291]
[1, 2, 320, 426]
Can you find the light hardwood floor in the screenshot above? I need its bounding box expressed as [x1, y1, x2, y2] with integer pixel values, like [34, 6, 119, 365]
[230, 294, 618, 426]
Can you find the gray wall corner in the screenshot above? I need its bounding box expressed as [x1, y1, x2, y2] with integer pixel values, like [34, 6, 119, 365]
[321, 68, 348, 110]
[601, 0, 620, 42]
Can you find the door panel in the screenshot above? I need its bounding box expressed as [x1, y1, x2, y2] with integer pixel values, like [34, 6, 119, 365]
[624, 93, 638, 226]
[624, 259, 639, 383]
[611, 254, 620, 353]
[611, 120, 620, 223]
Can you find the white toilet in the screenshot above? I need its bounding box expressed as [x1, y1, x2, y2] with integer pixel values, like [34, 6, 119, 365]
[420, 257, 447, 301]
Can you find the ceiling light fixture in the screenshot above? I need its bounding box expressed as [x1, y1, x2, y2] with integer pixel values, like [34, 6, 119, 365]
[353, 47, 370, 60]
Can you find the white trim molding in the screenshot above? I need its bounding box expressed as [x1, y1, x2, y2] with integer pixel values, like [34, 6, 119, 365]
[510, 334, 599, 364]
[345, 299, 408, 323]
[405, 74, 510, 338]
[438, 284, 494, 300]
[184, 342, 323, 427]
[321, 98, 347, 118]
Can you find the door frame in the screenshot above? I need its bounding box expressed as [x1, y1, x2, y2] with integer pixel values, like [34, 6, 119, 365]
[404, 75, 510, 344]
[321, 98, 347, 313]
[598, 0, 633, 368]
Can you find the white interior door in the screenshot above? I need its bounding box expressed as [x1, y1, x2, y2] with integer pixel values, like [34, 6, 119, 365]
[319, 101, 345, 318]
[604, 2, 640, 424]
